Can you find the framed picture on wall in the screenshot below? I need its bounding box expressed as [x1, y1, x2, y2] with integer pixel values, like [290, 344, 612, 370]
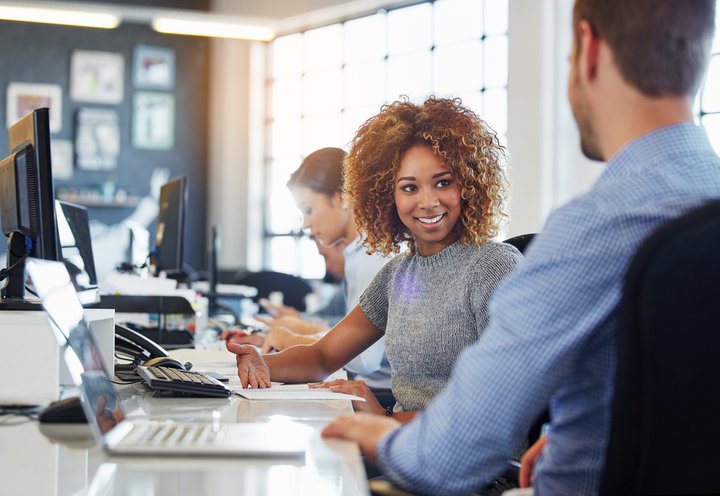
[70, 50, 124, 104]
[133, 45, 175, 90]
[75, 108, 120, 171]
[50, 139, 74, 179]
[6, 82, 63, 132]
[132, 91, 175, 150]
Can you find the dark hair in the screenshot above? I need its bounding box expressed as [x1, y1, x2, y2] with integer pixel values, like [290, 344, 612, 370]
[287, 147, 346, 197]
[573, 0, 715, 97]
[344, 97, 508, 256]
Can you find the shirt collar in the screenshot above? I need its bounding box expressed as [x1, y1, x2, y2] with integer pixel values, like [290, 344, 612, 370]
[600, 122, 714, 182]
[342, 236, 362, 257]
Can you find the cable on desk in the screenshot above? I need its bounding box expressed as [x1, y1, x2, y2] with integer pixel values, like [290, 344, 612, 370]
[0, 405, 42, 425]
[111, 378, 143, 385]
[0, 252, 29, 282]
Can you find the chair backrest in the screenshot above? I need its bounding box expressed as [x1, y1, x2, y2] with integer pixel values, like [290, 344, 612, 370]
[234, 270, 313, 312]
[503, 233, 536, 255]
[600, 199, 720, 495]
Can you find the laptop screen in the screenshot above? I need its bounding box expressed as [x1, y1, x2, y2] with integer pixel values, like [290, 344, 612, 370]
[26, 258, 125, 436]
[55, 200, 99, 305]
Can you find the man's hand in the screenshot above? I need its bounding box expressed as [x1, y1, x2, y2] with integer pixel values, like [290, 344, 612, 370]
[310, 379, 385, 415]
[520, 435, 547, 488]
[226, 342, 272, 389]
[322, 413, 401, 464]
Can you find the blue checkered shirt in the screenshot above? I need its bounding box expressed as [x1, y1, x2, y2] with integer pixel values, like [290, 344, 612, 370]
[376, 123, 720, 495]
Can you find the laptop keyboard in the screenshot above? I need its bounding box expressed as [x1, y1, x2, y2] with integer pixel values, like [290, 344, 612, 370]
[137, 365, 232, 398]
[132, 422, 220, 446]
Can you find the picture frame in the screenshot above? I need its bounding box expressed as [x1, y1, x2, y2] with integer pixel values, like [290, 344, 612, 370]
[70, 50, 124, 104]
[50, 139, 74, 180]
[133, 45, 175, 90]
[6, 82, 63, 132]
[75, 108, 120, 171]
[132, 91, 175, 150]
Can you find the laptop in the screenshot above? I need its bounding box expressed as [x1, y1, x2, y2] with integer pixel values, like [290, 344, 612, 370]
[26, 258, 310, 457]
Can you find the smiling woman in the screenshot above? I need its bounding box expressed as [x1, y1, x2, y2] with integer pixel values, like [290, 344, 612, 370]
[226, 97, 522, 439]
[393, 144, 463, 256]
[344, 97, 509, 257]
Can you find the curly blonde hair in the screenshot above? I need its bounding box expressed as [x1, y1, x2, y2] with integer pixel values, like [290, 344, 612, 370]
[344, 97, 509, 256]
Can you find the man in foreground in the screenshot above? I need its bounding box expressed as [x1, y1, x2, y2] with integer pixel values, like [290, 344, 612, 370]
[321, 1, 720, 494]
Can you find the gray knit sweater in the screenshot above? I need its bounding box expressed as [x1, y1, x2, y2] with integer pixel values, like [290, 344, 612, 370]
[359, 240, 522, 411]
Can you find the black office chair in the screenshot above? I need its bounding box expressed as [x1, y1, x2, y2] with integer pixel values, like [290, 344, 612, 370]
[600, 199, 720, 495]
[234, 270, 313, 312]
[503, 233, 536, 254]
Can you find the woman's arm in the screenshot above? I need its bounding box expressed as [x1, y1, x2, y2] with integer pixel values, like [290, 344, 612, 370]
[228, 305, 383, 386]
[261, 326, 319, 352]
[255, 314, 327, 335]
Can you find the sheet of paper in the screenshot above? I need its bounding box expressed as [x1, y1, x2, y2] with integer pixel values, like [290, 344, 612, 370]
[168, 348, 236, 368]
[100, 273, 177, 294]
[233, 384, 365, 402]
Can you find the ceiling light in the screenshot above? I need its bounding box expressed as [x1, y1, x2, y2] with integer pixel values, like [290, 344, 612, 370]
[0, 4, 119, 29]
[152, 15, 274, 41]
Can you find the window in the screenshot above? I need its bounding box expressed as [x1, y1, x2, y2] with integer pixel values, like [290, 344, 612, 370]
[264, 0, 509, 278]
[698, 2, 720, 155]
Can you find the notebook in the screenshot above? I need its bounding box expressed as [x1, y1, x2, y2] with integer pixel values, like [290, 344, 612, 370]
[26, 258, 310, 457]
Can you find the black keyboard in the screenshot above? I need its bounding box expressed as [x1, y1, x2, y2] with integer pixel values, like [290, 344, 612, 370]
[136, 366, 232, 398]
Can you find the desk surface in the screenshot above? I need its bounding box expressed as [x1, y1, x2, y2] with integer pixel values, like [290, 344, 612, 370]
[0, 349, 369, 496]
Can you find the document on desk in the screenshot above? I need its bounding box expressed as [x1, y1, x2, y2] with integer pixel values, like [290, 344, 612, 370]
[233, 384, 366, 402]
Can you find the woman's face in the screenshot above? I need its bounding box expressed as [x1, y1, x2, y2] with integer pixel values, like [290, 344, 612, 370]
[394, 144, 462, 256]
[291, 186, 351, 247]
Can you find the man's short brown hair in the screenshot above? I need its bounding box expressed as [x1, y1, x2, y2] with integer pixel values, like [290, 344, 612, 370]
[573, 0, 715, 97]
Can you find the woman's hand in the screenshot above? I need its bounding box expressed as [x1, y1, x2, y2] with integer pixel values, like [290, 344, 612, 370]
[310, 379, 386, 415]
[255, 314, 326, 335]
[261, 326, 318, 353]
[220, 329, 265, 347]
[322, 413, 400, 464]
[259, 298, 300, 318]
[226, 342, 272, 389]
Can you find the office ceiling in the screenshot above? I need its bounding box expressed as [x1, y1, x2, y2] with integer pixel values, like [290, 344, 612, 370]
[214, 0, 370, 20]
[24, 0, 421, 36]
[70, 0, 211, 11]
[68, 0, 368, 19]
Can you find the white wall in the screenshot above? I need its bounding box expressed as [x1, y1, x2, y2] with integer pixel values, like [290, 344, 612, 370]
[206, 37, 250, 268]
[208, 0, 607, 269]
[506, 0, 603, 237]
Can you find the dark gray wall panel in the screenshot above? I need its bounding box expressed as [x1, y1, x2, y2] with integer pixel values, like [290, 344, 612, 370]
[0, 20, 210, 274]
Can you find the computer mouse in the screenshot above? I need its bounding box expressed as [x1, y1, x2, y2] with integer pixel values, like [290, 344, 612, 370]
[142, 356, 189, 370]
[39, 397, 87, 424]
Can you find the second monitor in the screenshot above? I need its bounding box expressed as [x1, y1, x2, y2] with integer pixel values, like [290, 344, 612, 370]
[151, 176, 187, 280]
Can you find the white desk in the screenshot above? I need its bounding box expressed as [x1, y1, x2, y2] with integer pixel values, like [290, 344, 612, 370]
[0, 350, 369, 496]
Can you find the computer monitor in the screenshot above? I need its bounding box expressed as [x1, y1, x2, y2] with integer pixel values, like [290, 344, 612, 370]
[207, 224, 220, 310]
[126, 220, 150, 272]
[0, 107, 59, 303]
[151, 176, 187, 279]
[56, 200, 100, 305]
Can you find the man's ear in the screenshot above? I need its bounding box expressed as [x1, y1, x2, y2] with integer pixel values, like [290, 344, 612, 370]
[577, 20, 600, 83]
